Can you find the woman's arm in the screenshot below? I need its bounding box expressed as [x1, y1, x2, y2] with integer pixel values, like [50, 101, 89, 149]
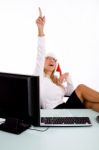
[59, 73, 74, 96]
[65, 75, 74, 96]
[34, 8, 46, 78]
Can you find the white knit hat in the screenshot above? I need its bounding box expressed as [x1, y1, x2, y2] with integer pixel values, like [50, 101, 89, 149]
[45, 52, 57, 61]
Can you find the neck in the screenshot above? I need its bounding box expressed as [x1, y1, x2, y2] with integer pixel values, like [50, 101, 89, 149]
[44, 71, 52, 78]
[45, 72, 51, 77]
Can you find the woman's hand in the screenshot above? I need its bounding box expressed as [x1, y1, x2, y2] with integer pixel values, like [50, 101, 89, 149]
[59, 72, 69, 84]
[36, 7, 45, 36]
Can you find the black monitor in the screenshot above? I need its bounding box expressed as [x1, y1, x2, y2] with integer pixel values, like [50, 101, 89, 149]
[0, 72, 40, 134]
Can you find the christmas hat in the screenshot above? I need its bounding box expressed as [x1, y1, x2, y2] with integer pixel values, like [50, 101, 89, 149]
[56, 63, 62, 76]
[45, 52, 57, 61]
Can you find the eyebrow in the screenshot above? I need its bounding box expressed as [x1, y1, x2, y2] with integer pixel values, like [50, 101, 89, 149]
[46, 57, 57, 62]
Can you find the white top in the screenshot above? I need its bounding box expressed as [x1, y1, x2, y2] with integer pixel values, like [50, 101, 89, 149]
[34, 36, 74, 109]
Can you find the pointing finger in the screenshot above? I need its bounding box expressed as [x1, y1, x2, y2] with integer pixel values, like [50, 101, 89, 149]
[39, 7, 42, 17]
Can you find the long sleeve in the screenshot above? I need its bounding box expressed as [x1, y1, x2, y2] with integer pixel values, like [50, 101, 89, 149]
[34, 36, 45, 81]
[64, 75, 74, 96]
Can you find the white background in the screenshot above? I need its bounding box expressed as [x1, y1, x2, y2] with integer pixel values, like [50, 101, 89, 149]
[0, 0, 99, 90]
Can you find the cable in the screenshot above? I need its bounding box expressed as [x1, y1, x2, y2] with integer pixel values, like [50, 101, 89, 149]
[29, 127, 49, 132]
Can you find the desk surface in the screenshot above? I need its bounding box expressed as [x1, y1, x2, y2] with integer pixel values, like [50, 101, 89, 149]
[0, 109, 99, 150]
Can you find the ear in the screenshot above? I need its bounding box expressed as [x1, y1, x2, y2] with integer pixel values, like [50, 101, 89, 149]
[56, 63, 62, 76]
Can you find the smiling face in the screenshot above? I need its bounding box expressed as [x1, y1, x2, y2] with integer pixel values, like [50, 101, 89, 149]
[44, 56, 57, 76]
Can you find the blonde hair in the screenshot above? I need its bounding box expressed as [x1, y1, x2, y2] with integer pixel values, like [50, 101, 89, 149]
[44, 69, 64, 88]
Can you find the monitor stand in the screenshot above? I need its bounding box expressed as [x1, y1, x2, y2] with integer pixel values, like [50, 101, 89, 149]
[0, 117, 31, 134]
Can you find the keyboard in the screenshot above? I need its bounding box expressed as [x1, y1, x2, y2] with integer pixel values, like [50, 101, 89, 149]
[41, 117, 92, 127]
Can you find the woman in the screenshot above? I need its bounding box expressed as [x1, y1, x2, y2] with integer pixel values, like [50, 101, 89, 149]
[34, 8, 99, 112]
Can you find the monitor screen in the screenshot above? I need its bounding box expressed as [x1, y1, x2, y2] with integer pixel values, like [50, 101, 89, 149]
[0, 72, 40, 134]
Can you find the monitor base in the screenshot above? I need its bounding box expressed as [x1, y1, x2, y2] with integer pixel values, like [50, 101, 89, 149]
[0, 117, 30, 134]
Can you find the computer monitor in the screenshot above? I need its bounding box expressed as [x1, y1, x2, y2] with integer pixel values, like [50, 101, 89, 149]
[0, 72, 40, 134]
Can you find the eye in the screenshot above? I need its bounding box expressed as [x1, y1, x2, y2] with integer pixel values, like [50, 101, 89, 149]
[53, 58, 57, 62]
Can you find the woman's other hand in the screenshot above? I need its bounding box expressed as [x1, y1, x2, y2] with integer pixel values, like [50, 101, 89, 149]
[59, 72, 69, 84]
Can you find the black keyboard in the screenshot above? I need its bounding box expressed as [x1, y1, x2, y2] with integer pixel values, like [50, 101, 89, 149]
[41, 117, 92, 126]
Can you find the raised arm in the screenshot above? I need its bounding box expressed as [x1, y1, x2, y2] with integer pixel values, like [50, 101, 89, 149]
[34, 8, 46, 80]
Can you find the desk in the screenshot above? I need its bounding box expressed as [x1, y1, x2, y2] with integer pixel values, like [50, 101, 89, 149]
[0, 109, 99, 150]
